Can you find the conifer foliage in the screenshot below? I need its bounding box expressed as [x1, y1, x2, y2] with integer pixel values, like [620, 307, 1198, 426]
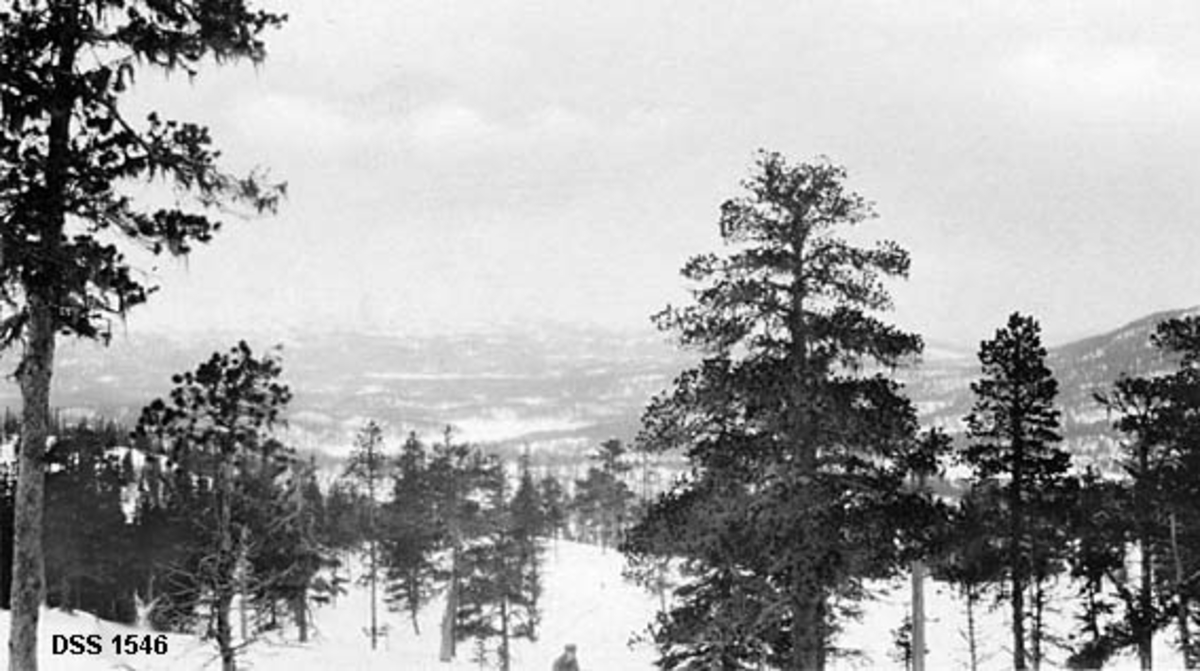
[0, 3, 284, 667]
[1081, 315, 1200, 669]
[381, 431, 441, 635]
[135, 341, 294, 671]
[624, 151, 931, 670]
[961, 312, 1069, 671]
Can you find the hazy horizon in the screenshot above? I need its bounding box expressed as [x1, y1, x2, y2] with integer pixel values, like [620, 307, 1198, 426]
[110, 1, 1200, 349]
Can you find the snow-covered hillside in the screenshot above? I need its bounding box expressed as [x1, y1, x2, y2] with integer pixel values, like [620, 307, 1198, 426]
[0, 541, 661, 670]
[0, 540, 1187, 670]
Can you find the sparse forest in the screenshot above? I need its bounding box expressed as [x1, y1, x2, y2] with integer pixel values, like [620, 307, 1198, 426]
[0, 2, 1196, 669]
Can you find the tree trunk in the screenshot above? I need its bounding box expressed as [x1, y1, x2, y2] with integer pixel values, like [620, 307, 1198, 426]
[787, 220, 824, 671]
[912, 559, 926, 671]
[1010, 433, 1028, 671]
[10, 299, 55, 671]
[215, 463, 237, 671]
[791, 570, 826, 671]
[1140, 537, 1153, 670]
[294, 591, 308, 643]
[966, 584, 979, 671]
[368, 537, 377, 649]
[1172, 513, 1193, 668]
[500, 595, 510, 671]
[1137, 444, 1153, 671]
[216, 588, 236, 671]
[9, 0, 77, 663]
[408, 575, 421, 635]
[439, 551, 458, 662]
[1031, 577, 1044, 671]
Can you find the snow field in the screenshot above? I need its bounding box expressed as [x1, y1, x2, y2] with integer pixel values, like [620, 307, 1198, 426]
[0, 539, 1190, 669]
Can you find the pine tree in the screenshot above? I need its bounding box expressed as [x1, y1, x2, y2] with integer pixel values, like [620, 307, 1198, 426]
[342, 420, 389, 650]
[135, 342, 292, 671]
[572, 448, 634, 549]
[380, 431, 441, 635]
[0, 4, 284, 666]
[242, 456, 336, 643]
[930, 486, 1004, 671]
[455, 457, 541, 671]
[623, 151, 930, 670]
[961, 312, 1069, 671]
[538, 476, 568, 543]
[427, 427, 487, 662]
[1090, 374, 1175, 669]
[509, 454, 544, 639]
[1063, 469, 1127, 670]
[1087, 316, 1200, 669]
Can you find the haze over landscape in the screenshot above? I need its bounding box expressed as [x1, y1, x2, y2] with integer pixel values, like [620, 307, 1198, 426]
[107, 0, 1200, 348]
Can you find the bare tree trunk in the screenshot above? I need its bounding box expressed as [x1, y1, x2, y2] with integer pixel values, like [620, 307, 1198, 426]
[1140, 536, 1153, 671]
[369, 536, 378, 649]
[215, 463, 237, 671]
[791, 572, 826, 671]
[10, 300, 54, 671]
[1031, 577, 1045, 671]
[408, 576, 421, 635]
[500, 595, 510, 671]
[912, 559, 926, 671]
[966, 584, 979, 671]
[1010, 437, 1028, 671]
[294, 591, 308, 643]
[439, 557, 458, 662]
[216, 588, 236, 671]
[1172, 513, 1193, 668]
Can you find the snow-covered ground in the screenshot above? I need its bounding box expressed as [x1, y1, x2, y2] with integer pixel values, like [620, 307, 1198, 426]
[0, 541, 660, 670]
[0, 540, 1187, 670]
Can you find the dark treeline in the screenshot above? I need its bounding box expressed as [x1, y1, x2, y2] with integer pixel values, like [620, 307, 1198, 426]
[0, 345, 645, 671]
[0, 344, 343, 671]
[331, 424, 647, 671]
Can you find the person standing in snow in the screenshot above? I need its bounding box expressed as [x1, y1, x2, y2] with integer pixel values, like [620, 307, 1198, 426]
[553, 643, 580, 671]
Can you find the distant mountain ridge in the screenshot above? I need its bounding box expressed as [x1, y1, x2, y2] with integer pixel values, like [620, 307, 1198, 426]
[0, 308, 1194, 467]
[904, 306, 1199, 469]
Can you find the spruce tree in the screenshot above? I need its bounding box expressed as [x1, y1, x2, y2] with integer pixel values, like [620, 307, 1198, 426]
[623, 151, 929, 670]
[0, 4, 284, 666]
[961, 312, 1068, 671]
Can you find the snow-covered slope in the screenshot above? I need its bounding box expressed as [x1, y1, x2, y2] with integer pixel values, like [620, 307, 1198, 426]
[0, 541, 661, 670]
[0, 540, 1187, 670]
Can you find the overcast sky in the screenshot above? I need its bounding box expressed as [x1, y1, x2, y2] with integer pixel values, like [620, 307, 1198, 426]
[124, 0, 1200, 347]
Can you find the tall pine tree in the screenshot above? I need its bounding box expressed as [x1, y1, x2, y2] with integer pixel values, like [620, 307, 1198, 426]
[624, 151, 930, 670]
[342, 420, 389, 650]
[961, 312, 1068, 671]
[0, 4, 284, 666]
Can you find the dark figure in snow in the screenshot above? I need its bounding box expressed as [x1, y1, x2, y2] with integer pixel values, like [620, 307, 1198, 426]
[553, 643, 580, 671]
